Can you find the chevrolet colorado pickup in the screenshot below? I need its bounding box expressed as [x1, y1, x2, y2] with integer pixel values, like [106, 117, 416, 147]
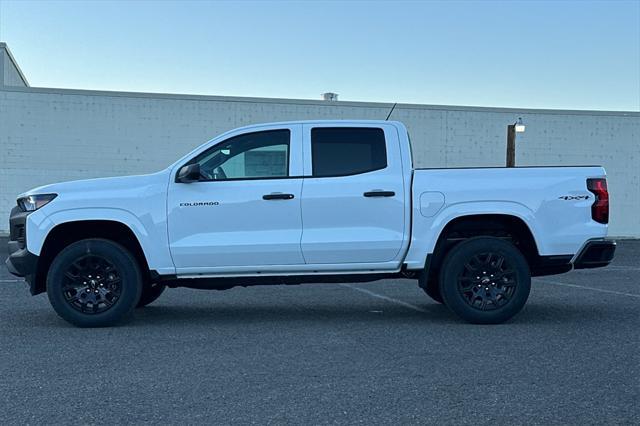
[6, 120, 616, 327]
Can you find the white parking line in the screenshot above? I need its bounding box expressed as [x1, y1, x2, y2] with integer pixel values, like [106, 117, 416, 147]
[605, 266, 640, 272]
[535, 278, 640, 298]
[339, 284, 428, 313]
[574, 265, 640, 272]
[0, 279, 22, 283]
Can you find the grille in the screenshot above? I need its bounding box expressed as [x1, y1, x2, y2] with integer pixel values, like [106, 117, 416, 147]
[11, 224, 25, 244]
[17, 226, 25, 242]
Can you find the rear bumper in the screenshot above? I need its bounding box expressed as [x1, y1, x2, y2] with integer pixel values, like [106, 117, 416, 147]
[573, 239, 616, 269]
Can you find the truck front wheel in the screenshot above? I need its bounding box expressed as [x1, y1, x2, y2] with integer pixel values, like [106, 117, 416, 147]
[46, 239, 143, 327]
[439, 237, 531, 324]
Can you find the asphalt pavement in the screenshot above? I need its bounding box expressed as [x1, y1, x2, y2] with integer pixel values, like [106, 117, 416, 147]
[1, 237, 638, 425]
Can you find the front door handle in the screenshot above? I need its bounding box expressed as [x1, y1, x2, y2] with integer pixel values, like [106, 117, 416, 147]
[363, 190, 395, 197]
[263, 193, 295, 200]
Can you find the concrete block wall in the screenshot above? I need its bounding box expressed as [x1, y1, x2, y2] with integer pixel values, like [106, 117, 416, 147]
[1, 85, 638, 236]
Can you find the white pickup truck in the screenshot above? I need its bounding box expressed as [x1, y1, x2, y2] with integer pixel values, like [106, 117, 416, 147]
[6, 120, 616, 327]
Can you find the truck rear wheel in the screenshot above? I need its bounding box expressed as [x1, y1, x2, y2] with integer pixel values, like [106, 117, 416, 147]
[46, 239, 142, 327]
[439, 237, 530, 324]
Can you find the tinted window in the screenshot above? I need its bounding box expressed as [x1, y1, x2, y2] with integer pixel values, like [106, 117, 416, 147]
[193, 129, 289, 180]
[311, 127, 387, 177]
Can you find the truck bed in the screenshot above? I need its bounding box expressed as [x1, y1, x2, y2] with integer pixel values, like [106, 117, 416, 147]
[404, 166, 608, 268]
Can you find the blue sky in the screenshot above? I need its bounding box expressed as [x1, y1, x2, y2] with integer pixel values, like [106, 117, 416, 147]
[1, 0, 638, 111]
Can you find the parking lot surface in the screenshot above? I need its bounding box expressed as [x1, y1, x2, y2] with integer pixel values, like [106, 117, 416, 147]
[1, 237, 638, 424]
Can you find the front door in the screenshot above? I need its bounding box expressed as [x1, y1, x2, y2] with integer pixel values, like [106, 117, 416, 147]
[168, 125, 304, 274]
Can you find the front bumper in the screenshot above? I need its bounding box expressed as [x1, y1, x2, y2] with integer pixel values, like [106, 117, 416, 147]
[573, 239, 616, 269]
[6, 244, 38, 281]
[6, 205, 40, 293]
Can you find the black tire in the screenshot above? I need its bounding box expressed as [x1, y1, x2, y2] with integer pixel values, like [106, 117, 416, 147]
[136, 282, 166, 308]
[46, 239, 143, 327]
[439, 237, 530, 324]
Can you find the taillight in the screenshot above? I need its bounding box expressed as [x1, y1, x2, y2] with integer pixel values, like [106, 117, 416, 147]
[587, 178, 609, 224]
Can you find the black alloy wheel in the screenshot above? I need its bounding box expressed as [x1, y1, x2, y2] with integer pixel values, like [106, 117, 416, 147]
[456, 252, 517, 311]
[439, 237, 531, 324]
[47, 239, 142, 327]
[61, 254, 122, 314]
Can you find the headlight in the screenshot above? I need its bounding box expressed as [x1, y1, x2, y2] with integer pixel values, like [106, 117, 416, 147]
[17, 194, 57, 212]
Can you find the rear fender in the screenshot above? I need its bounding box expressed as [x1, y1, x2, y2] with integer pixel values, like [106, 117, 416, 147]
[404, 201, 540, 270]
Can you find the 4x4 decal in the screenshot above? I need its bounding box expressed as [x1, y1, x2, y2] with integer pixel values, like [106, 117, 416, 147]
[558, 195, 590, 201]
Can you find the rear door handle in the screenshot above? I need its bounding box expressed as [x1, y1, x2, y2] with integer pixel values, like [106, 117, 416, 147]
[363, 190, 395, 197]
[263, 193, 295, 200]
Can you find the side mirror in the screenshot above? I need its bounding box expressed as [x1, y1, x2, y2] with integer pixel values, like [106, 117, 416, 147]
[176, 164, 201, 183]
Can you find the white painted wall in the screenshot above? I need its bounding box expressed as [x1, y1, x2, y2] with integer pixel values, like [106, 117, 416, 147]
[1, 86, 638, 237]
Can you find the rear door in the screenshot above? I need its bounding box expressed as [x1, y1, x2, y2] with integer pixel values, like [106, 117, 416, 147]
[300, 124, 406, 265]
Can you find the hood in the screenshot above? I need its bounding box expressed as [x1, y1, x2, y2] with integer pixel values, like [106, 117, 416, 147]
[19, 170, 171, 199]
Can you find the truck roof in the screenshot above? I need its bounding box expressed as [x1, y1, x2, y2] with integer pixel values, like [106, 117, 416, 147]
[231, 119, 404, 130]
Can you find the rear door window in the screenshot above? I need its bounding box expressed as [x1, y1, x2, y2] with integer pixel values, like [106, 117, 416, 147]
[311, 128, 387, 177]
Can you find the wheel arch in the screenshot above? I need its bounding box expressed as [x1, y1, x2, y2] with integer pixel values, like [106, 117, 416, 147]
[430, 213, 540, 270]
[33, 219, 151, 295]
[417, 212, 563, 290]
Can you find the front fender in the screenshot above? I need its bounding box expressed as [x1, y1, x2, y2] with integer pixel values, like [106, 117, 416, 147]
[27, 208, 175, 275]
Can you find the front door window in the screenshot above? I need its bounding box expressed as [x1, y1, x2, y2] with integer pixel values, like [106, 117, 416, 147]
[193, 129, 290, 181]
